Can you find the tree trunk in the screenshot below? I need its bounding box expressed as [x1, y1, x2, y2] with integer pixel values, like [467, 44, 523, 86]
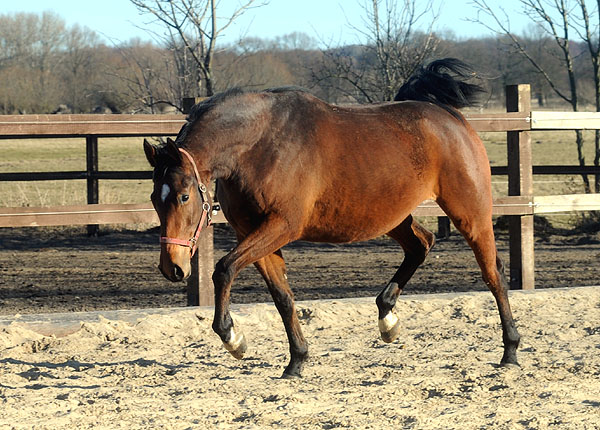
[595, 130, 599, 193]
[566, 49, 590, 193]
[595, 60, 600, 193]
[575, 129, 591, 193]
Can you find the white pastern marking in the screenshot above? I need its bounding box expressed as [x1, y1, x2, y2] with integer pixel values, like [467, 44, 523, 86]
[224, 327, 244, 351]
[378, 312, 399, 333]
[160, 183, 171, 203]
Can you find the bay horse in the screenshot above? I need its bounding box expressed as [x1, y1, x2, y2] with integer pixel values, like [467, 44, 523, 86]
[144, 58, 520, 378]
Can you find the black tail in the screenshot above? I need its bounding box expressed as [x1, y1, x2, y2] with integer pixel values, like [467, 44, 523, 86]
[394, 58, 485, 116]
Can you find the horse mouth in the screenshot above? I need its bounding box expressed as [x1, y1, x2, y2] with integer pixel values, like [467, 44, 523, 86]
[158, 264, 189, 282]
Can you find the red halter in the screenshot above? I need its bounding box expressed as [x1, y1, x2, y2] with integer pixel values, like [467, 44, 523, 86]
[159, 147, 212, 256]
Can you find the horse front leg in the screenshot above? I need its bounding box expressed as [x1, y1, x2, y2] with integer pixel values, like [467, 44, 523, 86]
[211, 215, 293, 362]
[254, 250, 308, 378]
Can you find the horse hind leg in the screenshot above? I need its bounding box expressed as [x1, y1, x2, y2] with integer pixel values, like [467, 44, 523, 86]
[254, 250, 308, 378]
[438, 199, 520, 366]
[376, 215, 435, 343]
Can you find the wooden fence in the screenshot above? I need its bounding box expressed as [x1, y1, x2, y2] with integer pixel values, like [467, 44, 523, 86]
[1, 85, 600, 306]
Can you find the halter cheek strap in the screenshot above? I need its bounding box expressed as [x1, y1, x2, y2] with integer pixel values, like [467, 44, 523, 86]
[159, 147, 212, 256]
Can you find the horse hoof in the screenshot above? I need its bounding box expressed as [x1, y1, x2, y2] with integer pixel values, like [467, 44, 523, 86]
[281, 361, 304, 379]
[500, 358, 521, 368]
[379, 312, 401, 343]
[281, 370, 302, 379]
[500, 351, 520, 368]
[223, 327, 247, 360]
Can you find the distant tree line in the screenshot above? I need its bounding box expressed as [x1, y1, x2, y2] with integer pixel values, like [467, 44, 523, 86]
[0, 10, 597, 115]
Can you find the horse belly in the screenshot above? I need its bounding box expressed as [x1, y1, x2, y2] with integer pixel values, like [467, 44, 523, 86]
[300, 189, 425, 243]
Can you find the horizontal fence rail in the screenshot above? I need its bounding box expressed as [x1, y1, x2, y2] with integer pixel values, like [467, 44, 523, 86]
[0, 203, 227, 227]
[3, 195, 598, 228]
[0, 111, 531, 136]
[0, 114, 185, 137]
[0, 171, 153, 181]
[0, 110, 598, 137]
[530, 111, 600, 129]
[3, 166, 600, 183]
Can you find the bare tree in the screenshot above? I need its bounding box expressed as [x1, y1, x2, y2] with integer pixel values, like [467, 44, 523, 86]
[575, 0, 600, 192]
[111, 40, 188, 113]
[0, 12, 68, 113]
[472, 0, 593, 192]
[60, 24, 104, 112]
[311, 0, 440, 103]
[129, 0, 264, 100]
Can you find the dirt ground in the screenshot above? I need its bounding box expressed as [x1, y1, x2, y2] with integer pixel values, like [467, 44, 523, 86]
[0, 219, 599, 315]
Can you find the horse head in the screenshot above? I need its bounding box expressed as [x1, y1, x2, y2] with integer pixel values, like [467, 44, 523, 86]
[144, 137, 212, 282]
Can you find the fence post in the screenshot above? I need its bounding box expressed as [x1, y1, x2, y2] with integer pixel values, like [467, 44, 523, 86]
[183, 97, 215, 306]
[86, 135, 99, 236]
[437, 216, 451, 239]
[182, 97, 205, 115]
[506, 84, 535, 290]
[187, 227, 214, 306]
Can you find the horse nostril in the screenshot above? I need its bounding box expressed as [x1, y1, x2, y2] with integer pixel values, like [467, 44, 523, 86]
[173, 265, 184, 281]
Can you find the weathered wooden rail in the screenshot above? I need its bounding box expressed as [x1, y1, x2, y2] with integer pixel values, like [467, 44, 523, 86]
[1, 85, 600, 306]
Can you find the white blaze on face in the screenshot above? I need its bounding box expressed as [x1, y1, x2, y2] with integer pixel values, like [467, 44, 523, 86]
[160, 183, 171, 203]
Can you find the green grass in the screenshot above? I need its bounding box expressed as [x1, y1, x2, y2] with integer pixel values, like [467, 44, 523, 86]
[0, 130, 597, 229]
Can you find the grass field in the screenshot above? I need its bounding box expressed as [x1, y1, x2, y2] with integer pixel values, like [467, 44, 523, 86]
[0, 137, 154, 207]
[0, 130, 598, 228]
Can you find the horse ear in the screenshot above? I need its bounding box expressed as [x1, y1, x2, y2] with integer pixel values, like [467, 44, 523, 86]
[143, 139, 157, 167]
[166, 137, 182, 163]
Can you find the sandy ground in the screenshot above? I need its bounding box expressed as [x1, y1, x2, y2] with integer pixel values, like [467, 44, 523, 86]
[0, 287, 599, 429]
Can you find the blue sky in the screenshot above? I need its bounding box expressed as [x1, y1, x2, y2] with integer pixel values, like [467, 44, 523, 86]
[3, 0, 532, 46]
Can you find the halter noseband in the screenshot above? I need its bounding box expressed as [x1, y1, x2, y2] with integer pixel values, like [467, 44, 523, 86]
[159, 147, 212, 256]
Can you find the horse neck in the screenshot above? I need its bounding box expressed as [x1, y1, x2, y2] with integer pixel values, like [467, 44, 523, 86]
[199, 97, 273, 181]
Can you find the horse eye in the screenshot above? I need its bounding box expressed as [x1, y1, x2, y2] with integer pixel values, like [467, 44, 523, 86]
[181, 194, 190, 203]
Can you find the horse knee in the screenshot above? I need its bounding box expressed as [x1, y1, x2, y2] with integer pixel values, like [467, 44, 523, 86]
[482, 261, 510, 293]
[212, 258, 235, 288]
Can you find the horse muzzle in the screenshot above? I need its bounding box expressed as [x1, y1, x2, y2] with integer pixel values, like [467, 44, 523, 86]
[159, 245, 192, 282]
